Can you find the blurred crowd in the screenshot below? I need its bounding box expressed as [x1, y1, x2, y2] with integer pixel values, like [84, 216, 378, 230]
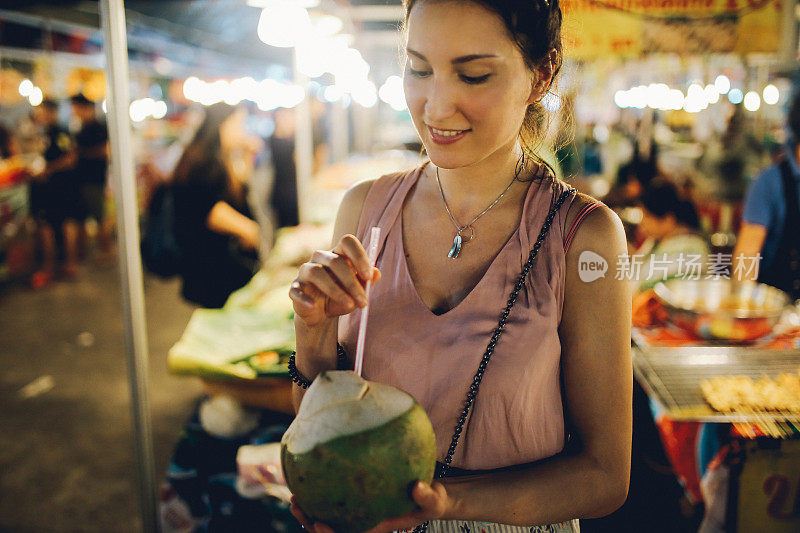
[1, 84, 795, 312]
[1, 94, 111, 287]
[0, 97, 332, 307]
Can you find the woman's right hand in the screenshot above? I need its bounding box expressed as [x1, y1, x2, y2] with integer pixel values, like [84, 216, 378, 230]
[289, 234, 381, 328]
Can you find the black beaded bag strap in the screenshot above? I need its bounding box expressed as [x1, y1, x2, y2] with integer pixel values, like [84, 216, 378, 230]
[412, 185, 576, 533]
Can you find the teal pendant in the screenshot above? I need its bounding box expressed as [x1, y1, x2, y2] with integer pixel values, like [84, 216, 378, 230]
[448, 234, 462, 259]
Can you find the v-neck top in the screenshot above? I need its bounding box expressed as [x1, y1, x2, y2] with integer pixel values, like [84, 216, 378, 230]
[339, 160, 578, 470]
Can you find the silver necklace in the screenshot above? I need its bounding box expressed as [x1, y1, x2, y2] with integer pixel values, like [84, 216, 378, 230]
[436, 152, 525, 259]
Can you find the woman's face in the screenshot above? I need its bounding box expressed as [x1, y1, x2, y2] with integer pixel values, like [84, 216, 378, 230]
[638, 209, 674, 240]
[402, 0, 538, 169]
[219, 108, 248, 151]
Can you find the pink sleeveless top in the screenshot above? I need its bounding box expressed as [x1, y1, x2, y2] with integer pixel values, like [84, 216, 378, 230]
[339, 161, 595, 471]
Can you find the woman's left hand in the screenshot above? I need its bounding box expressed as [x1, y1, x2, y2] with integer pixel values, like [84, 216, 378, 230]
[289, 481, 450, 533]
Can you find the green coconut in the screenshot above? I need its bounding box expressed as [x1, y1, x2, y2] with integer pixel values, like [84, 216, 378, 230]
[281, 370, 436, 532]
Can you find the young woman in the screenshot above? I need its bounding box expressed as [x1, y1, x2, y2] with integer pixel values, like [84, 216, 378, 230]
[633, 180, 709, 294]
[171, 103, 262, 308]
[288, 1, 632, 531]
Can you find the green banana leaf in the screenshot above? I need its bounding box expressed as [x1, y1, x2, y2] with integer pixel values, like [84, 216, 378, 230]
[168, 278, 296, 380]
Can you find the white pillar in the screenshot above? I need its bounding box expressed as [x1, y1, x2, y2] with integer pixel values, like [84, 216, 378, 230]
[352, 103, 373, 154]
[99, 1, 157, 531]
[293, 50, 314, 224]
[330, 99, 350, 163]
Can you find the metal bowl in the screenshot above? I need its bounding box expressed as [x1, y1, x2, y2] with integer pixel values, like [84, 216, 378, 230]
[652, 278, 792, 343]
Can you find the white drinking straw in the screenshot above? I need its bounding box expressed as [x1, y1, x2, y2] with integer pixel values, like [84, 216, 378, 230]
[354, 226, 381, 377]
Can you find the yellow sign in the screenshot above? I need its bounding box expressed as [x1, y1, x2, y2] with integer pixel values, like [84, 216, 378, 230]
[563, 1, 641, 58]
[562, 0, 782, 58]
[66, 68, 106, 101]
[738, 439, 800, 532]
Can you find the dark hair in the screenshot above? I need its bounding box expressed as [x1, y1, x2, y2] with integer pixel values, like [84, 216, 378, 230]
[401, 0, 564, 174]
[0, 124, 13, 159]
[70, 93, 93, 107]
[172, 103, 238, 187]
[788, 90, 800, 142]
[640, 180, 700, 230]
[616, 139, 658, 186]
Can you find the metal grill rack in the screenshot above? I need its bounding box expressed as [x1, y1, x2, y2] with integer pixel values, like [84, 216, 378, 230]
[632, 344, 800, 426]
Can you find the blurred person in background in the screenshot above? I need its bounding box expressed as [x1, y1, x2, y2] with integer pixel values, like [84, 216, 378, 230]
[632, 179, 709, 295]
[733, 91, 800, 300]
[243, 131, 277, 261]
[311, 98, 330, 176]
[603, 139, 658, 209]
[599, 180, 709, 533]
[630, 179, 710, 351]
[717, 104, 764, 202]
[267, 103, 329, 230]
[70, 93, 113, 261]
[44, 97, 91, 279]
[582, 124, 603, 177]
[0, 122, 18, 159]
[172, 103, 262, 308]
[29, 99, 75, 287]
[269, 107, 300, 229]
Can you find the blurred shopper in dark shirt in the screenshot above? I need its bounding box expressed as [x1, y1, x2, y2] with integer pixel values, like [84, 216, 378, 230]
[603, 139, 658, 209]
[172, 103, 262, 308]
[587, 182, 708, 533]
[29, 99, 75, 287]
[718, 104, 763, 202]
[70, 93, 113, 260]
[734, 91, 800, 299]
[0, 122, 17, 159]
[632, 179, 709, 294]
[269, 107, 299, 228]
[45, 94, 109, 277]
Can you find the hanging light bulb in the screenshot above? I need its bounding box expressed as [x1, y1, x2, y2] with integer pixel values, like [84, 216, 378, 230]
[378, 75, 407, 111]
[247, 0, 319, 7]
[743, 91, 760, 112]
[703, 84, 720, 104]
[614, 90, 629, 109]
[19, 79, 34, 97]
[28, 87, 44, 106]
[152, 101, 168, 119]
[714, 75, 730, 95]
[257, 3, 312, 48]
[727, 88, 743, 105]
[311, 14, 343, 37]
[763, 85, 779, 105]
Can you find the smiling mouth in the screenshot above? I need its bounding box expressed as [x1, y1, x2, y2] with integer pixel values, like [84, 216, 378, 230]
[428, 126, 471, 137]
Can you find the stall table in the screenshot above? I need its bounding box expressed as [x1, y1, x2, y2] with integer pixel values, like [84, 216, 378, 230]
[633, 344, 800, 431]
[632, 324, 800, 532]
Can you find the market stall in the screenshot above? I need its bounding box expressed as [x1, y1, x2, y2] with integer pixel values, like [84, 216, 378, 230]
[0, 158, 32, 282]
[4, 0, 799, 530]
[158, 228, 316, 532]
[631, 278, 800, 532]
[555, 5, 800, 526]
[158, 147, 425, 529]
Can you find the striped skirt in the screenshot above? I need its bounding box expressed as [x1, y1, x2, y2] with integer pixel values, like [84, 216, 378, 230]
[398, 518, 580, 532]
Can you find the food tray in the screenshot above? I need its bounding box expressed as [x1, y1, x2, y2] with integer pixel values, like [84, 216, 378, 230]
[632, 344, 800, 423]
